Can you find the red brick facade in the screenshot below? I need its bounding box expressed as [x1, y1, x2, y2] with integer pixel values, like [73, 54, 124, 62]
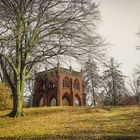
[33, 63, 85, 107]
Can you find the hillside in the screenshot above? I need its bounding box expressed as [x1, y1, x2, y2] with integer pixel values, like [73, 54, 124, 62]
[0, 106, 140, 140]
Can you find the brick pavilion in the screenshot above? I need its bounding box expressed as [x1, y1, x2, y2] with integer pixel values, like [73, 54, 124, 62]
[33, 63, 85, 107]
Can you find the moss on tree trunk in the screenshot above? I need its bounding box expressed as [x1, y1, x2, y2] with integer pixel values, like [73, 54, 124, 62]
[8, 96, 24, 117]
[7, 76, 25, 118]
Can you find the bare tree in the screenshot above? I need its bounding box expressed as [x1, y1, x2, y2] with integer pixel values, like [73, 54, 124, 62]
[129, 73, 140, 105]
[84, 57, 101, 106]
[0, 0, 104, 117]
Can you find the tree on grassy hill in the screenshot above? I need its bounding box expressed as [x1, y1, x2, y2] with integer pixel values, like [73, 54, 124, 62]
[0, 0, 106, 117]
[84, 57, 101, 106]
[102, 58, 127, 106]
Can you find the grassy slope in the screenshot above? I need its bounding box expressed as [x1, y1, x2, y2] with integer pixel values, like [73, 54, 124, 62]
[0, 106, 140, 140]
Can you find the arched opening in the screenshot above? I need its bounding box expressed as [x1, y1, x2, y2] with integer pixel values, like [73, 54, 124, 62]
[74, 94, 81, 106]
[62, 93, 71, 106]
[39, 97, 44, 107]
[50, 97, 57, 106]
[62, 97, 69, 106]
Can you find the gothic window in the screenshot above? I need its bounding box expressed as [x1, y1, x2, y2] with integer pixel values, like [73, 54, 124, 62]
[39, 79, 47, 91]
[63, 76, 70, 88]
[45, 78, 55, 89]
[43, 83, 45, 90]
[48, 81, 55, 89]
[73, 79, 80, 90]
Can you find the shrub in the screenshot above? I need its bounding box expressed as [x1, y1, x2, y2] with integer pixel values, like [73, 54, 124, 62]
[0, 83, 12, 110]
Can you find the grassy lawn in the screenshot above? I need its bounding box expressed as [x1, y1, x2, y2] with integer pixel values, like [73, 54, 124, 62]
[0, 106, 140, 140]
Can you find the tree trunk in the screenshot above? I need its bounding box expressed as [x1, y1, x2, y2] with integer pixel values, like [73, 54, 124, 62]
[7, 95, 24, 117]
[7, 76, 25, 117]
[91, 78, 96, 106]
[92, 87, 96, 106]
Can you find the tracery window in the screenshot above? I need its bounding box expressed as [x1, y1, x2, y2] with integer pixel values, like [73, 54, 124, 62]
[48, 81, 54, 89]
[63, 76, 70, 88]
[73, 78, 80, 90]
[45, 78, 55, 89]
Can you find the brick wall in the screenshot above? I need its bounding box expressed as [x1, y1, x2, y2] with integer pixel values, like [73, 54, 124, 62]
[33, 67, 85, 107]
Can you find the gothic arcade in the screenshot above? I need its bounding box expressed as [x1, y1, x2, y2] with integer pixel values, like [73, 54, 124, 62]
[33, 63, 85, 107]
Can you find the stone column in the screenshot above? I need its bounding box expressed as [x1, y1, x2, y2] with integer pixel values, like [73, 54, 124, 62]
[70, 78, 74, 106]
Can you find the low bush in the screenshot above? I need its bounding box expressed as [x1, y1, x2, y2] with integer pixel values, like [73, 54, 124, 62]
[0, 83, 12, 110]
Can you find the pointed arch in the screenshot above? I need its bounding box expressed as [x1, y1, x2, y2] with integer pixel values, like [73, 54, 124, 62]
[62, 92, 71, 106]
[74, 94, 81, 106]
[39, 97, 44, 107]
[49, 95, 57, 106]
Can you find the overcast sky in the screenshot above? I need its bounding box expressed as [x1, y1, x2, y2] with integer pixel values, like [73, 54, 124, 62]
[94, 0, 140, 76]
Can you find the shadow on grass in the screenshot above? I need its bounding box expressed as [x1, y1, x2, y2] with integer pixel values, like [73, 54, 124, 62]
[24, 107, 79, 115]
[0, 110, 11, 118]
[1, 135, 140, 140]
[102, 112, 140, 124]
[0, 115, 7, 118]
[0, 107, 70, 118]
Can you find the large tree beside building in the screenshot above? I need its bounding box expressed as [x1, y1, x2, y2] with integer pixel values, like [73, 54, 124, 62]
[0, 0, 105, 117]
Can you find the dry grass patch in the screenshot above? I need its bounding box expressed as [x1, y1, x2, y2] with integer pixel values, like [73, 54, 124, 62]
[0, 106, 140, 140]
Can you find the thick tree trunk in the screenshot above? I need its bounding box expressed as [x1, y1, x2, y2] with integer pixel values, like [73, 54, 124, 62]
[8, 95, 24, 117]
[7, 76, 25, 117]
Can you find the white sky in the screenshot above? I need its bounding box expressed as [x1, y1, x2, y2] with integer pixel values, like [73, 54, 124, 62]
[94, 0, 140, 77]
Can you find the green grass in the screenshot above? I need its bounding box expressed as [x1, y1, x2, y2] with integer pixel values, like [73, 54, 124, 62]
[0, 106, 140, 140]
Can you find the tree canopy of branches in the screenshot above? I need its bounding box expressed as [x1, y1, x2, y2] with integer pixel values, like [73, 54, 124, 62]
[0, 0, 105, 117]
[102, 58, 127, 106]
